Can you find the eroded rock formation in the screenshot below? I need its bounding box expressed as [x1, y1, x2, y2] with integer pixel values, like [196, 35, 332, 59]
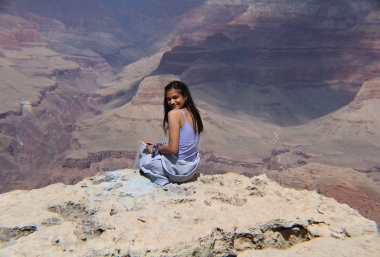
[267, 163, 380, 228]
[0, 170, 378, 256]
[0, 10, 117, 192]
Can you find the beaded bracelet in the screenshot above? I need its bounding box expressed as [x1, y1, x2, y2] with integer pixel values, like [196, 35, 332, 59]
[151, 141, 168, 157]
[151, 144, 159, 157]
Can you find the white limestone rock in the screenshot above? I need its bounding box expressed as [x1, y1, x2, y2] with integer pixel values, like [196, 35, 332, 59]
[0, 170, 378, 256]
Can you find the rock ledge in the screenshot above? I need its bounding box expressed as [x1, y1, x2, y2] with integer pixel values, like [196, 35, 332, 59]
[0, 170, 379, 256]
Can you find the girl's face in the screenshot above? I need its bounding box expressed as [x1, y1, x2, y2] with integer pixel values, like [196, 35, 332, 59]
[166, 89, 187, 110]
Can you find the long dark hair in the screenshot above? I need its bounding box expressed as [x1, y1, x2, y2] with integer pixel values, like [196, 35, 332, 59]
[163, 81, 203, 134]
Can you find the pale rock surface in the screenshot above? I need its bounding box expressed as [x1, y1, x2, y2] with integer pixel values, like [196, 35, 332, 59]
[267, 163, 380, 231]
[0, 170, 378, 256]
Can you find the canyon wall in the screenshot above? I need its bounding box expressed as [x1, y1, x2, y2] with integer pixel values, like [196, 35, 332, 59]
[0, 11, 116, 192]
[4, 0, 137, 68]
[157, 0, 380, 125]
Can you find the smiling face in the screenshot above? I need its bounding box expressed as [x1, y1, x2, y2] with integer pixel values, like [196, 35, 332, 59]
[166, 89, 187, 110]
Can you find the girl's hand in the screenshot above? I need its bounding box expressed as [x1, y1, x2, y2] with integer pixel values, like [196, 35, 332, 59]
[145, 142, 154, 154]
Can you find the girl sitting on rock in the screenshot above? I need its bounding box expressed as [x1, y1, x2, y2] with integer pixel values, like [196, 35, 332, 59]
[134, 80, 203, 185]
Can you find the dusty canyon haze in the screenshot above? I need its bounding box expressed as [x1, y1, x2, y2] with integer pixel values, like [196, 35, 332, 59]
[0, 0, 380, 226]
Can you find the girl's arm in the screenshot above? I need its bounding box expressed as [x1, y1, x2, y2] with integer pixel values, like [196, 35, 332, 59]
[146, 110, 180, 155]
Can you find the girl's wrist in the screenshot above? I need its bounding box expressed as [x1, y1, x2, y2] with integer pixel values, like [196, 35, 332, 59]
[151, 144, 159, 157]
[151, 141, 167, 157]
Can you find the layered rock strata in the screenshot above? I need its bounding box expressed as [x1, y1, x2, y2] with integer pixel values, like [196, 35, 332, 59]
[0, 40, 109, 192]
[4, 0, 139, 68]
[0, 170, 378, 256]
[0, 4, 121, 193]
[156, 0, 380, 125]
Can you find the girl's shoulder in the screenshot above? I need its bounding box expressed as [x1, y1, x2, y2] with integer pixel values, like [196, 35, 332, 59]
[168, 109, 184, 119]
[168, 109, 182, 115]
[170, 108, 190, 114]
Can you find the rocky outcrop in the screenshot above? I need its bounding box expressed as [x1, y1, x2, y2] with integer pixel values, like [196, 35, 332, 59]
[88, 52, 165, 105]
[62, 55, 115, 78]
[130, 75, 178, 106]
[267, 163, 380, 229]
[350, 77, 380, 108]
[0, 170, 378, 256]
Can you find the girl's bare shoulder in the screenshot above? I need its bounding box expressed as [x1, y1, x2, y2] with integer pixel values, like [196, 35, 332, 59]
[168, 109, 182, 115]
[168, 109, 183, 119]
